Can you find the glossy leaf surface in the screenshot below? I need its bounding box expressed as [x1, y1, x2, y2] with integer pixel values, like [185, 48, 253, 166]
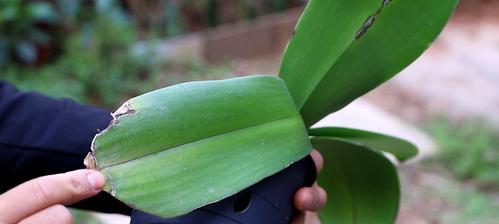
[88, 76, 312, 218]
[309, 127, 417, 161]
[280, 0, 459, 126]
[312, 137, 400, 223]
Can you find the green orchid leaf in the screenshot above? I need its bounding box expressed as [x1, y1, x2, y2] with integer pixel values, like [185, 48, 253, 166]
[87, 76, 312, 218]
[309, 127, 417, 161]
[312, 137, 400, 223]
[280, 0, 459, 126]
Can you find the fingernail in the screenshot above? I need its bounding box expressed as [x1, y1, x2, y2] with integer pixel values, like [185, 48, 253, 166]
[87, 171, 105, 190]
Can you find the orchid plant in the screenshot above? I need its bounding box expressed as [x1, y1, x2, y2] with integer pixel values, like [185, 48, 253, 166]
[85, 0, 458, 223]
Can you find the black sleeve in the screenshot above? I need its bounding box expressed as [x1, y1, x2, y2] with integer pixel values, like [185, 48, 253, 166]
[0, 81, 130, 215]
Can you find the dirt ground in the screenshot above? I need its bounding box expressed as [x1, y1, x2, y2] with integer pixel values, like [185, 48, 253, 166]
[454, 0, 499, 22]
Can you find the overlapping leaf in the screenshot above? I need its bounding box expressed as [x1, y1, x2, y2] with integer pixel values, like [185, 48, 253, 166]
[312, 137, 400, 223]
[309, 127, 417, 161]
[280, 0, 459, 126]
[88, 76, 312, 218]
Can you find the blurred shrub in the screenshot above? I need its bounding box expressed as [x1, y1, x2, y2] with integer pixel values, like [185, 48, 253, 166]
[0, 0, 60, 66]
[2, 11, 231, 109]
[419, 170, 499, 224]
[3, 10, 154, 107]
[1, 0, 306, 68]
[426, 118, 499, 186]
[0, 0, 127, 67]
[123, 0, 306, 37]
[2, 0, 262, 109]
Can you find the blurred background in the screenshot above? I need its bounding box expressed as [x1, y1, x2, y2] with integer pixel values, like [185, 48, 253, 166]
[1, 0, 498, 223]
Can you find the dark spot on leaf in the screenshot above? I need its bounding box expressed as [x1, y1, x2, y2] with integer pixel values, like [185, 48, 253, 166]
[356, 16, 376, 39]
[382, 0, 391, 8]
[355, 0, 392, 40]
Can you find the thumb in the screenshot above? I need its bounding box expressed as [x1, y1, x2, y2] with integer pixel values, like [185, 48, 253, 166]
[0, 169, 105, 223]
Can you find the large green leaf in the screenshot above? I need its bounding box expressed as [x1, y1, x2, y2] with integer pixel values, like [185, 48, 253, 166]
[280, 0, 459, 126]
[312, 137, 400, 223]
[309, 127, 417, 161]
[87, 76, 312, 218]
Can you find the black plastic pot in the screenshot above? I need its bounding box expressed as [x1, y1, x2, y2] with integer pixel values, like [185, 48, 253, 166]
[130, 155, 316, 224]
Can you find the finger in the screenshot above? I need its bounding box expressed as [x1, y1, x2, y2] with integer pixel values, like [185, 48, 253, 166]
[19, 204, 72, 224]
[291, 212, 321, 224]
[0, 169, 104, 224]
[304, 212, 321, 224]
[294, 184, 327, 211]
[310, 150, 324, 172]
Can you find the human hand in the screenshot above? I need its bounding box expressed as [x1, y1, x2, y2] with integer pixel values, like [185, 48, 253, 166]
[292, 150, 327, 224]
[0, 169, 105, 224]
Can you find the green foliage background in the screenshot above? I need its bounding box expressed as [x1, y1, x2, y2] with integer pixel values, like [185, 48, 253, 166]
[1, 1, 231, 109]
[426, 118, 499, 187]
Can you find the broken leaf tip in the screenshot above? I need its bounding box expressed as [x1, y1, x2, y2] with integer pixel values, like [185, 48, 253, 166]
[84, 152, 97, 170]
[112, 102, 136, 120]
